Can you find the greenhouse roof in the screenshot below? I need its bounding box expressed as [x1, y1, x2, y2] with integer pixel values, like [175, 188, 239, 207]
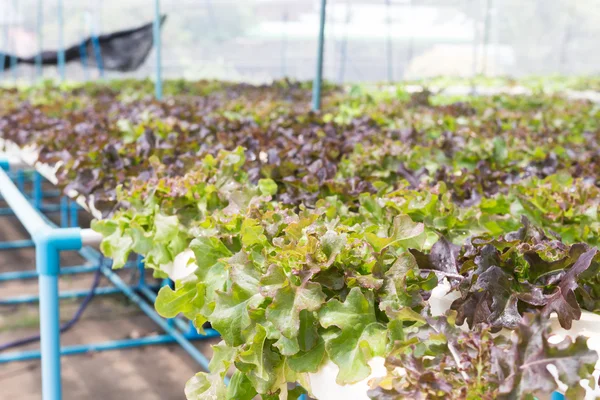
[248, 4, 474, 42]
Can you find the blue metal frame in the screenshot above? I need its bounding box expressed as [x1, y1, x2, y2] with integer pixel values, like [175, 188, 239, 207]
[311, 0, 327, 111]
[36, 0, 43, 79]
[0, 170, 71, 253]
[57, 0, 65, 81]
[0, 165, 217, 400]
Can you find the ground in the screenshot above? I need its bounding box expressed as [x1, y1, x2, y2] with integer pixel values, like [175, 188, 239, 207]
[0, 191, 219, 400]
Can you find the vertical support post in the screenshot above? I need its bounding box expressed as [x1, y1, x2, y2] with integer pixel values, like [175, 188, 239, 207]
[405, 0, 414, 79]
[37, 242, 62, 400]
[10, 0, 18, 82]
[337, 0, 351, 83]
[36, 0, 43, 79]
[153, 0, 163, 100]
[80, 12, 90, 82]
[33, 172, 42, 209]
[281, 7, 289, 77]
[34, 228, 81, 400]
[481, 0, 493, 76]
[90, 1, 104, 79]
[69, 201, 78, 228]
[385, 0, 393, 83]
[57, 0, 65, 82]
[16, 169, 25, 192]
[91, 34, 104, 78]
[60, 197, 68, 228]
[311, 0, 327, 111]
[137, 254, 145, 288]
[470, 0, 481, 94]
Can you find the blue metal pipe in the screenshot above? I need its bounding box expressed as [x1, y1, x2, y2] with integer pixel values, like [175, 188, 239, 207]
[16, 169, 25, 192]
[100, 264, 213, 371]
[0, 239, 34, 250]
[153, 0, 162, 100]
[10, 0, 19, 81]
[0, 330, 220, 364]
[1, 285, 120, 305]
[0, 263, 98, 281]
[311, 0, 327, 111]
[69, 201, 79, 228]
[79, 40, 89, 81]
[36, 0, 43, 79]
[38, 274, 62, 400]
[60, 197, 68, 228]
[0, 203, 62, 216]
[91, 30, 104, 78]
[57, 0, 65, 82]
[0, 170, 47, 235]
[33, 172, 43, 210]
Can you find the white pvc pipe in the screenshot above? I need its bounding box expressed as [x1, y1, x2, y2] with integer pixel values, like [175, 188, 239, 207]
[80, 228, 103, 246]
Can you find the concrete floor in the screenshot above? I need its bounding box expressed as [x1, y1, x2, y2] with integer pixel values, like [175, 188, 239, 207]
[0, 198, 220, 400]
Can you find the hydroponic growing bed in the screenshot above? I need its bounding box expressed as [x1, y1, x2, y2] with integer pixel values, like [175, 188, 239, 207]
[1, 79, 600, 399]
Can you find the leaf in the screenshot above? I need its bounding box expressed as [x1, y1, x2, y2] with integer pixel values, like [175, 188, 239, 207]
[226, 371, 257, 400]
[208, 341, 236, 375]
[236, 325, 285, 394]
[258, 178, 278, 196]
[155, 281, 204, 320]
[318, 288, 387, 383]
[184, 372, 227, 400]
[241, 218, 267, 247]
[287, 336, 326, 373]
[541, 248, 598, 329]
[266, 280, 326, 339]
[211, 284, 264, 346]
[498, 314, 597, 399]
[410, 235, 460, 274]
[189, 237, 233, 270]
[368, 313, 598, 400]
[154, 212, 179, 241]
[392, 214, 425, 244]
[320, 230, 347, 264]
[100, 227, 133, 269]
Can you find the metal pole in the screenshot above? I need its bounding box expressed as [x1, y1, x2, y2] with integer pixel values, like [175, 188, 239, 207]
[90, 0, 104, 79]
[405, 0, 414, 79]
[337, 0, 351, 83]
[470, 0, 480, 93]
[312, 0, 327, 111]
[80, 12, 90, 81]
[385, 0, 393, 83]
[10, 0, 18, 81]
[36, 0, 43, 79]
[39, 273, 62, 400]
[57, 0, 65, 81]
[481, 0, 493, 76]
[281, 8, 288, 77]
[153, 0, 162, 100]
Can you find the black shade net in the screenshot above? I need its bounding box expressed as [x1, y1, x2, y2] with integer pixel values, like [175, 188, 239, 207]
[1, 15, 166, 72]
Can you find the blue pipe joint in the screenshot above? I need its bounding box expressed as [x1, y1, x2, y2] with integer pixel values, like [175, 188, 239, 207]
[0, 158, 10, 171]
[34, 228, 83, 276]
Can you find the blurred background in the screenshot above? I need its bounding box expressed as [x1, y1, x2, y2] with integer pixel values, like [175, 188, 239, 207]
[1, 0, 599, 83]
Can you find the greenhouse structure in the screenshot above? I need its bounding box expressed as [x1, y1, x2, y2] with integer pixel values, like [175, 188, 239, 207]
[1, 1, 600, 400]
